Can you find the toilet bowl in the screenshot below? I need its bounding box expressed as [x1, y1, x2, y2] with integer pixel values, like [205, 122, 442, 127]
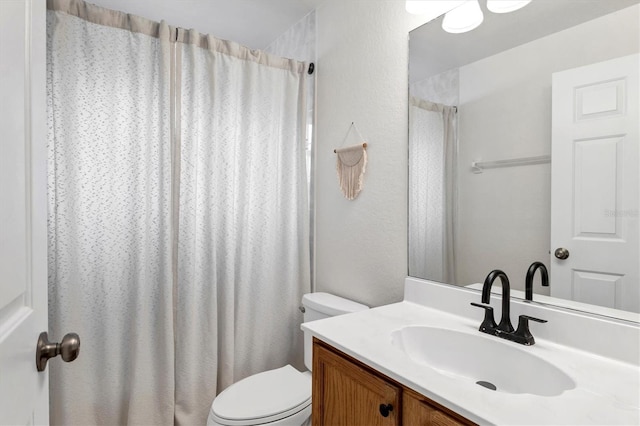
[207, 366, 312, 426]
[207, 293, 368, 426]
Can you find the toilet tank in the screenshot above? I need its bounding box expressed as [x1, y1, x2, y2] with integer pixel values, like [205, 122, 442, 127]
[301, 292, 368, 371]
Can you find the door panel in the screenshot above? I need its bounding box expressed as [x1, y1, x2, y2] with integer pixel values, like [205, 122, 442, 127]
[571, 270, 623, 307]
[0, 0, 49, 424]
[573, 136, 620, 236]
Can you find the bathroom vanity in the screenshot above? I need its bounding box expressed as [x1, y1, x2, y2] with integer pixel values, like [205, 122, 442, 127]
[302, 278, 640, 425]
[312, 338, 472, 425]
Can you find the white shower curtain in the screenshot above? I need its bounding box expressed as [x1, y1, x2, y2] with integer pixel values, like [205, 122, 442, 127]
[47, 1, 310, 425]
[174, 32, 309, 425]
[408, 97, 457, 283]
[47, 4, 175, 424]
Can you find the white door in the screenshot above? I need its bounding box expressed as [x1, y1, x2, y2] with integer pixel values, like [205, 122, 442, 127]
[0, 1, 49, 424]
[551, 54, 639, 313]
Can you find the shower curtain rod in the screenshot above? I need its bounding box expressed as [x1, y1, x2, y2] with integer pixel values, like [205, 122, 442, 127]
[170, 28, 315, 75]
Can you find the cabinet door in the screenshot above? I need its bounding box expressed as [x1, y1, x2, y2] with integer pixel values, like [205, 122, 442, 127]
[403, 389, 468, 426]
[313, 340, 400, 426]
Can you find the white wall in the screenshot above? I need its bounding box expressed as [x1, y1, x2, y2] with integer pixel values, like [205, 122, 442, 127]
[265, 10, 316, 63]
[455, 6, 640, 290]
[314, 1, 426, 307]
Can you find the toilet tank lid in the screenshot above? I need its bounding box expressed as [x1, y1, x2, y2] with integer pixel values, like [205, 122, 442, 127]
[302, 292, 369, 316]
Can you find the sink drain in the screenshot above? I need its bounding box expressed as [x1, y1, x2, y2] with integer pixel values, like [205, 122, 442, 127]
[476, 380, 497, 391]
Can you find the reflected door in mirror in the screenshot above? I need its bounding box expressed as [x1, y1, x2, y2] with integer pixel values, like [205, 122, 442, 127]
[551, 54, 639, 313]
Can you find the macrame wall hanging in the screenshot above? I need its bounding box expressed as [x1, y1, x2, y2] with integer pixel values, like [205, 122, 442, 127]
[334, 122, 368, 200]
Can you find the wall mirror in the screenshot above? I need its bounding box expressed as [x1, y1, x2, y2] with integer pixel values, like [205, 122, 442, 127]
[408, 0, 640, 321]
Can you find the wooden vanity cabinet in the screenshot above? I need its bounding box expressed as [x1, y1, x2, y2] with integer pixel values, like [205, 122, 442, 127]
[312, 339, 474, 426]
[312, 340, 401, 425]
[402, 389, 468, 426]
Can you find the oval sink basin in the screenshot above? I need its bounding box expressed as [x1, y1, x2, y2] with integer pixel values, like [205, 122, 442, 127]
[391, 326, 575, 396]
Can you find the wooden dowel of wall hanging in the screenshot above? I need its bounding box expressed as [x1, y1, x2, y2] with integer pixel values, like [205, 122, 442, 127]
[334, 143, 368, 153]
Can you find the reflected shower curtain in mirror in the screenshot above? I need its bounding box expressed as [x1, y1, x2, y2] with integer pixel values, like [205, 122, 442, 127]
[47, 1, 309, 425]
[409, 98, 457, 283]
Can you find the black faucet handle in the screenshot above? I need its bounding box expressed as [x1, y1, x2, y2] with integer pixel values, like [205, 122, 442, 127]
[470, 302, 491, 310]
[513, 315, 547, 346]
[470, 302, 498, 334]
[520, 315, 547, 323]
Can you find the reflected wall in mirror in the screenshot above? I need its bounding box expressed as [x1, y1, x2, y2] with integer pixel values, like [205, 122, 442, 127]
[408, 0, 640, 319]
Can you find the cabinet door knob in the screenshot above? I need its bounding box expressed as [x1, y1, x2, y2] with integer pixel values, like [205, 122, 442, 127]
[379, 403, 393, 417]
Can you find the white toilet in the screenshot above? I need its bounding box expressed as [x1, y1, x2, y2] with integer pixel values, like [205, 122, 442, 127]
[207, 292, 369, 426]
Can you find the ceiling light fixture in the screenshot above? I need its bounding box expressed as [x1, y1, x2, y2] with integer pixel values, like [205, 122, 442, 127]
[441, 0, 484, 34]
[406, 0, 533, 34]
[486, 0, 532, 14]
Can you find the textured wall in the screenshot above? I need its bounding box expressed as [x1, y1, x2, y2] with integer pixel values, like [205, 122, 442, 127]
[314, 1, 427, 307]
[265, 10, 316, 62]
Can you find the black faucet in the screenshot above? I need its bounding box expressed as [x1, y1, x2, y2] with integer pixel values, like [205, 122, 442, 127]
[482, 270, 514, 333]
[471, 269, 547, 345]
[525, 261, 549, 301]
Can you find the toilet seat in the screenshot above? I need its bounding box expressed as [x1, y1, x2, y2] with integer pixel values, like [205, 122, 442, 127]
[209, 365, 311, 426]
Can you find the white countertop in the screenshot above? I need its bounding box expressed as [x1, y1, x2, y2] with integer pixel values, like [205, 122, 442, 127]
[302, 282, 640, 425]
